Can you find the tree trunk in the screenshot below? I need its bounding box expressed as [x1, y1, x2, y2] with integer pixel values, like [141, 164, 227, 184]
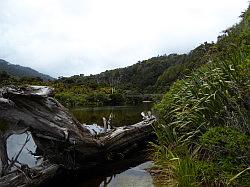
[0, 86, 155, 186]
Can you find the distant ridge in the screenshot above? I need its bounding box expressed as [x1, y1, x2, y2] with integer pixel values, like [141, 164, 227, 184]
[0, 59, 54, 81]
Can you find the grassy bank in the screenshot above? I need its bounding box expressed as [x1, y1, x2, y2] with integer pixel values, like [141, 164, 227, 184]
[152, 5, 250, 186]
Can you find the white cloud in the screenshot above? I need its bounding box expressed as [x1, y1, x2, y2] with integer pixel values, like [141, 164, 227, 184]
[0, 0, 248, 77]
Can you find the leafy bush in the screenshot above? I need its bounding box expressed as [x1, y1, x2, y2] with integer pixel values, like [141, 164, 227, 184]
[199, 127, 250, 185]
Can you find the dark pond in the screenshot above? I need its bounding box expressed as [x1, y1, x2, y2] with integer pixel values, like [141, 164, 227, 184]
[64, 159, 155, 187]
[65, 102, 157, 186]
[70, 102, 154, 127]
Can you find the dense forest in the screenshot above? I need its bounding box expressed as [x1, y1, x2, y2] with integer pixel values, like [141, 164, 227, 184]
[57, 41, 213, 94]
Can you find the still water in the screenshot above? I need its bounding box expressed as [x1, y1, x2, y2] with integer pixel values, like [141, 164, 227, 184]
[68, 103, 157, 186]
[74, 160, 155, 187]
[71, 102, 154, 127]
[7, 131, 42, 168]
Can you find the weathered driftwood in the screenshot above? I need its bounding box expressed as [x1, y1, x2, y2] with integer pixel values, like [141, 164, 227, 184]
[0, 162, 59, 187]
[0, 85, 155, 186]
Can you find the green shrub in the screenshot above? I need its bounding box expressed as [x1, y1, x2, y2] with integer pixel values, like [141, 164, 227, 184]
[199, 127, 250, 185]
[152, 5, 250, 186]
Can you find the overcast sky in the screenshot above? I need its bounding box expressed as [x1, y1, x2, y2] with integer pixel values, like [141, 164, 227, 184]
[0, 0, 249, 78]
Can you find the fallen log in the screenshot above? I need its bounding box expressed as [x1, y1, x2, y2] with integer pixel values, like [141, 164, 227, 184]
[0, 85, 156, 186]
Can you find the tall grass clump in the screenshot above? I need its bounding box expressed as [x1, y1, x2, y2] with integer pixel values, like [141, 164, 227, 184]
[152, 5, 250, 186]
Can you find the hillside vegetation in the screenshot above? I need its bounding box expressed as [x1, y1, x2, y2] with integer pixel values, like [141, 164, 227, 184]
[152, 5, 250, 186]
[47, 41, 215, 107]
[0, 30, 216, 108]
[1, 42, 215, 107]
[56, 42, 214, 94]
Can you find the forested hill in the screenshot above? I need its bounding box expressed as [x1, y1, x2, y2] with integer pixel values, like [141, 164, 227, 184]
[0, 41, 216, 107]
[57, 42, 214, 94]
[0, 59, 54, 81]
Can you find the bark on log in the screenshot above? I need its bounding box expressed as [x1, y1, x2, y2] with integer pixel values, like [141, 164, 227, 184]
[0, 86, 156, 186]
[0, 133, 8, 177]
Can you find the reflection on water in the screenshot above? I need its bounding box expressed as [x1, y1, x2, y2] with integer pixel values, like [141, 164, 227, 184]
[6, 131, 42, 168]
[79, 161, 155, 187]
[65, 103, 157, 187]
[71, 103, 153, 127]
[5, 102, 156, 186]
